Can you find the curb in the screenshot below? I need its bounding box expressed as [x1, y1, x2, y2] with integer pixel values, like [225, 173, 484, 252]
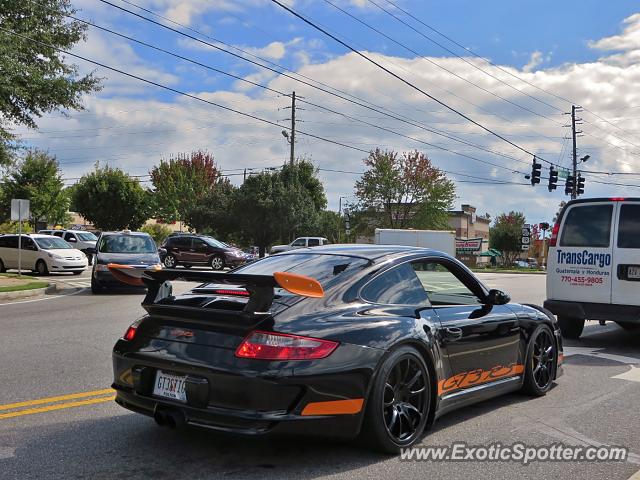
[0, 283, 55, 302]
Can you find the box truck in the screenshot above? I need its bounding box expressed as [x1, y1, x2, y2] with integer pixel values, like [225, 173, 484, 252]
[374, 228, 456, 256]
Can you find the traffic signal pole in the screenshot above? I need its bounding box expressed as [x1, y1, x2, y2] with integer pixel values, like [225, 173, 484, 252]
[571, 105, 578, 200]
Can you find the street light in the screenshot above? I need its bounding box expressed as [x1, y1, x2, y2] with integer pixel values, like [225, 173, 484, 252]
[580, 154, 590, 163]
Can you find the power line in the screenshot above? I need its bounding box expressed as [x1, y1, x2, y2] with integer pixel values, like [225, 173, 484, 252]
[270, 0, 555, 165]
[0, 26, 371, 156]
[324, 0, 563, 120]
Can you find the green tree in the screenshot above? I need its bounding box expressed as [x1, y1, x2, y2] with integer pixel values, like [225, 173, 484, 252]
[71, 166, 152, 231]
[233, 161, 327, 256]
[150, 150, 221, 230]
[140, 223, 173, 245]
[489, 211, 526, 266]
[0, 150, 68, 227]
[315, 210, 341, 244]
[182, 178, 237, 237]
[355, 149, 455, 230]
[0, 0, 101, 166]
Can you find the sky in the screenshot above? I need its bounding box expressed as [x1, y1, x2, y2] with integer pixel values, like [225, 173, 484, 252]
[13, 0, 640, 225]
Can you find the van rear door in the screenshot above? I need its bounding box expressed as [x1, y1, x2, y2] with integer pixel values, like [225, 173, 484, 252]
[612, 201, 640, 306]
[548, 201, 616, 304]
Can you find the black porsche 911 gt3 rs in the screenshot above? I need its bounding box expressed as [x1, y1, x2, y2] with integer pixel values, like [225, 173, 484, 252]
[112, 245, 563, 453]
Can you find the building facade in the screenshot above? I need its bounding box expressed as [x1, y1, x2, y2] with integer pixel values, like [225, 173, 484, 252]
[448, 204, 491, 267]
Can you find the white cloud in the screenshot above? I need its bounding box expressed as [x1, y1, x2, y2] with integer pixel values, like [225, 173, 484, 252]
[523, 51, 543, 72]
[589, 13, 640, 51]
[19, 11, 640, 224]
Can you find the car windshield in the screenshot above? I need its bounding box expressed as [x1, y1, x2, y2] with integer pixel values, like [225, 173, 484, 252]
[98, 234, 156, 253]
[202, 237, 226, 248]
[76, 232, 97, 241]
[233, 253, 369, 291]
[35, 237, 72, 250]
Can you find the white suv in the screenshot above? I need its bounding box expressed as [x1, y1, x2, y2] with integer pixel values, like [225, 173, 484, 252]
[270, 237, 329, 254]
[544, 197, 640, 338]
[0, 234, 88, 275]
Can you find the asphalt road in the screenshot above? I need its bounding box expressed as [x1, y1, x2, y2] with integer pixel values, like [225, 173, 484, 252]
[0, 272, 639, 480]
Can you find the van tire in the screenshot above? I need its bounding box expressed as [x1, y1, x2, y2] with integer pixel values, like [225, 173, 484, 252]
[0, 258, 5, 273]
[557, 316, 585, 339]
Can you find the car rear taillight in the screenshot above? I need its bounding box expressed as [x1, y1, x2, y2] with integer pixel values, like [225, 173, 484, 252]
[235, 331, 338, 360]
[610, 197, 626, 201]
[122, 319, 141, 341]
[549, 222, 560, 247]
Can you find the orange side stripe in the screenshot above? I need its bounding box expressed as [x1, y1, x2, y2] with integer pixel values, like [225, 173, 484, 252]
[438, 364, 524, 396]
[301, 398, 364, 416]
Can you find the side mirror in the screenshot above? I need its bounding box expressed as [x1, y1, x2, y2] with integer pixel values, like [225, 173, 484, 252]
[85, 247, 96, 255]
[487, 289, 510, 306]
[68, 237, 77, 242]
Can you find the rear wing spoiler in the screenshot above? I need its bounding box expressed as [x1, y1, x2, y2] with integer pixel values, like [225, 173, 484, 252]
[135, 268, 324, 316]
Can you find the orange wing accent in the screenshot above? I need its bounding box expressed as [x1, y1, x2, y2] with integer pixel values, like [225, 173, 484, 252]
[273, 271, 324, 298]
[301, 398, 364, 416]
[107, 264, 145, 286]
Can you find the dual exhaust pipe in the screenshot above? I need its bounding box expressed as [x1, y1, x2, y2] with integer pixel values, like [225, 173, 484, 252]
[154, 407, 186, 429]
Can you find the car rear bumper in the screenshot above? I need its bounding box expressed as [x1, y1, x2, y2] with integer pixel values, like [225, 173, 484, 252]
[111, 343, 382, 439]
[544, 299, 640, 323]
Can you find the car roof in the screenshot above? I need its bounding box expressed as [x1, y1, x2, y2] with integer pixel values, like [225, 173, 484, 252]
[100, 231, 150, 236]
[278, 243, 448, 261]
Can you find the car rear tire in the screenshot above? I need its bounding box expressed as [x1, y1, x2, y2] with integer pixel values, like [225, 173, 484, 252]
[361, 346, 431, 454]
[35, 260, 49, 276]
[523, 324, 557, 396]
[617, 322, 640, 331]
[210, 255, 224, 271]
[557, 315, 585, 339]
[163, 254, 177, 269]
[91, 276, 102, 294]
[0, 258, 5, 273]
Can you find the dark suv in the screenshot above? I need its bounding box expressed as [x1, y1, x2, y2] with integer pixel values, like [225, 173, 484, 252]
[159, 234, 248, 270]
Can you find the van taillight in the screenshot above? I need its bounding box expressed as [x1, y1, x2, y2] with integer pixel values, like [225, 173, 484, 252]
[549, 222, 560, 247]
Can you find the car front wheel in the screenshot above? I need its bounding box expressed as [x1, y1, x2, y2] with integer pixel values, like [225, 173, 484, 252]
[523, 324, 557, 396]
[163, 254, 177, 269]
[35, 260, 49, 276]
[362, 346, 431, 454]
[557, 315, 585, 339]
[210, 255, 224, 270]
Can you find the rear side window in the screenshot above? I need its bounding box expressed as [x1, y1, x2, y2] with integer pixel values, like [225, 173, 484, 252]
[53, 231, 64, 238]
[308, 239, 320, 247]
[0, 236, 14, 248]
[172, 237, 191, 248]
[560, 204, 613, 248]
[618, 204, 640, 248]
[361, 263, 429, 305]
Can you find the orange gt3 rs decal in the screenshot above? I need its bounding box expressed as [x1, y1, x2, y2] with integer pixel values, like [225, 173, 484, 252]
[438, 363, 524, 396]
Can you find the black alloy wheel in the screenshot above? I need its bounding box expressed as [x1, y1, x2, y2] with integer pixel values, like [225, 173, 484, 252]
[523, 324, 556, 396]
[362, 346, 431, 453]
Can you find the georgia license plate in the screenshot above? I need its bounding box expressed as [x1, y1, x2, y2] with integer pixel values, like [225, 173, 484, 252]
[153, 370, 187, 403]
[628, 266, 640, 279]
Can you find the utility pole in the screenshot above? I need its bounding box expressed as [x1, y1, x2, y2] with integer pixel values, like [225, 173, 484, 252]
[289, 91, 296, 165]
[570, 105, 582, 200]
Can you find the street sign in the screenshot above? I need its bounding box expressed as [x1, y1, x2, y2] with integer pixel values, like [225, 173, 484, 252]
[10, 199, 30, 277]
[10, 199, 29, 221]
[521, 224, 531, 252]
[557, 168, 570, 180]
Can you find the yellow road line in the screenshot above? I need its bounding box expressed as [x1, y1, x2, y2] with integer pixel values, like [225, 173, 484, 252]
[0, 388, 114, 412]
[0, 395, 116, 420]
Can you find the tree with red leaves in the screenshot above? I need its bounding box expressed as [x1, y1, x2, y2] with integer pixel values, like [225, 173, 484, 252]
[354, 149, 455, 230]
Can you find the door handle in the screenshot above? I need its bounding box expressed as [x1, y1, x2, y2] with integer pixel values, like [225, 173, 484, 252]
[443, 327, 463, 341]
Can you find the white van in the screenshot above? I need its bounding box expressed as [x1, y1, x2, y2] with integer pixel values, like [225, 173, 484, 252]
[0, 234, 87, 275]
[544, 197, 640, 338]
[39, 229, 98, 265]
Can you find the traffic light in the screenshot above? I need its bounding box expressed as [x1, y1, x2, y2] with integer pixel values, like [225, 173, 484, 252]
[539, 222, 550, 231]
[565, 175, 574, 196]
[548, 166, 558, 192]
[530, 158, 542, 185]
[577, 175, 585, 196]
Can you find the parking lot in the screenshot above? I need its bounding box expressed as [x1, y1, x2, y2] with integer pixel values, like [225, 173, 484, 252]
[0, 272, 638, 480]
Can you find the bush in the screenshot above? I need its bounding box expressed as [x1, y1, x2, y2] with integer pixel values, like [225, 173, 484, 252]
[140, 223, 173, 245]
[0, 221, 33, 234]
